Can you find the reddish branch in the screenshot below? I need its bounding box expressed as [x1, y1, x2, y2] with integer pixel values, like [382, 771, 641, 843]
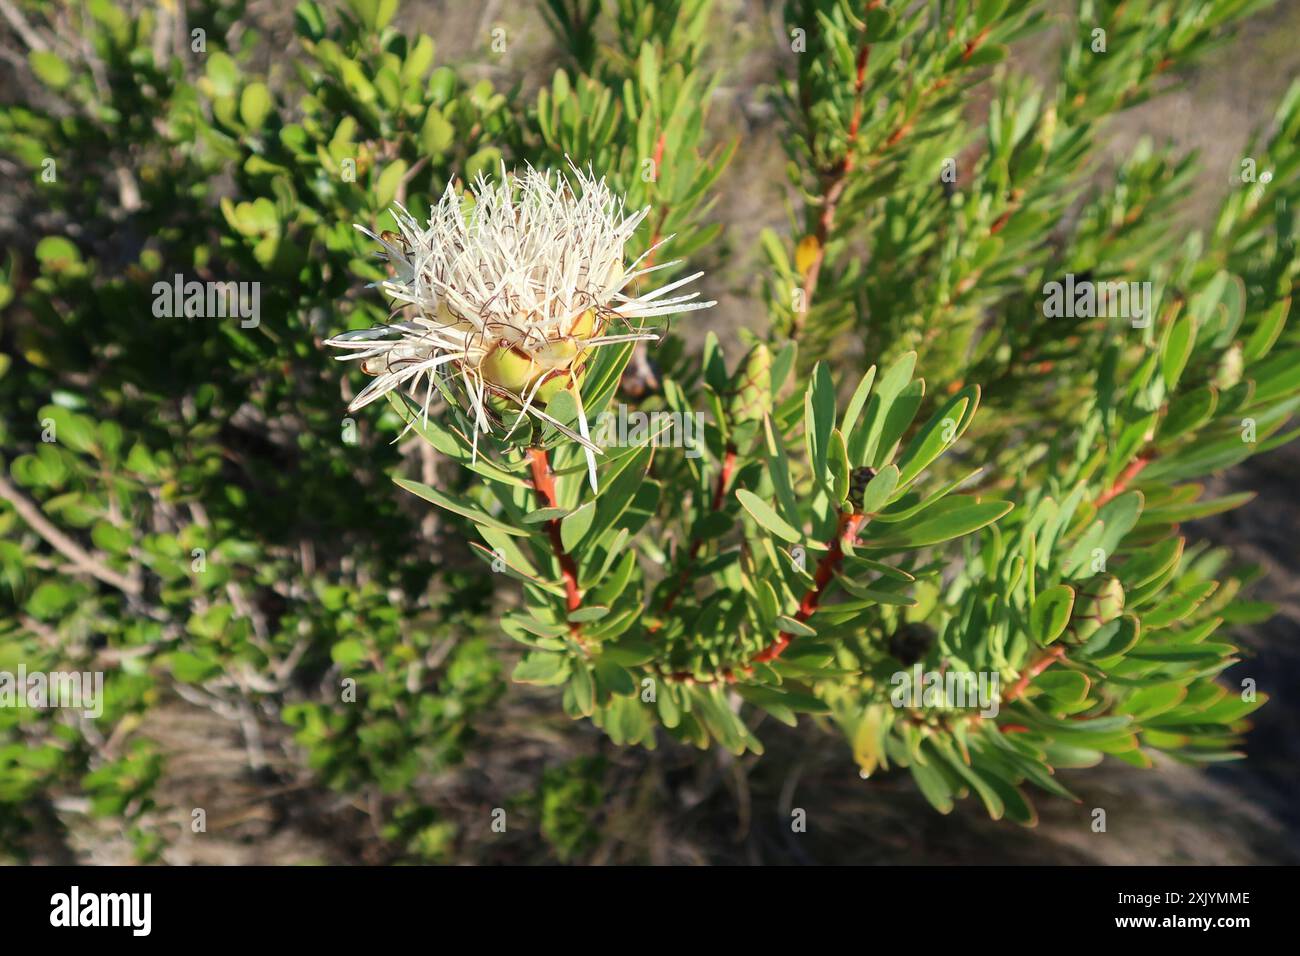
[793, 9, 876, 334]
[0, 473, 141, 597]
[664, 509, 869, 683]
[877, 28, 987, 157]
[643, 133, 670, 269]
[794, 4, 986, 333]
[710, 447, 738, 512]
[1002, 645, 1067, 704]
[960, 26, 990, 63]
[527, 447, 581, 615]
[752, 511, 868, 664]
[1096, 454, 1151, 507]
[660, 501, 869, 683]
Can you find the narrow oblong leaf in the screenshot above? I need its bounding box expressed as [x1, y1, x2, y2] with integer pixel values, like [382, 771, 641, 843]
[864, 497, 1012, 549]
[804, 362, 837, 489]
[854, 350, 917, 466]
[394, 477, 529, 536]
[737, 489, 802, 543]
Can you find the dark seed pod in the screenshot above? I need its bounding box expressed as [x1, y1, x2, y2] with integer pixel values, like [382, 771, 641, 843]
[847, 466, 878, 512]
[888, 622, 935, 667]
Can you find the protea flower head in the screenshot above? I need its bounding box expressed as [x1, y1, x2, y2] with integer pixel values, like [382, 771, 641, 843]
[326, 162, 715, 485]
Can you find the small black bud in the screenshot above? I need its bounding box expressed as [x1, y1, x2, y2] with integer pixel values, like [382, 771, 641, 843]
[847, 466, 877, 512]
[888, 622, 935, 667]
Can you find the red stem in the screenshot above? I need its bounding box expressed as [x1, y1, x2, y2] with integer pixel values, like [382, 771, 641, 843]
[528, 447, 581, 615]
[1002, 645, 1067, 704]
[642, 133, 670, 270]
[1097, 455, 1150, 507]
[752, 511, 867, 663]
[794, 9, 876, 331]
[960, 26, 990, 63]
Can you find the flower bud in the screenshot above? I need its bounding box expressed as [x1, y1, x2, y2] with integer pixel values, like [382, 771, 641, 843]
[726, 344, 772, 424]
[479, 309, 599, 401]
[480, 344, 538, 394]
[1064, 573, 1125, 644]
[535, 365, 588, 403]
[1214, 342, 1243, 391]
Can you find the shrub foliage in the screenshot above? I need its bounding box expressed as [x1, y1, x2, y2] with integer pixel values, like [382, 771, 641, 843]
[1, 0, 1297, 859]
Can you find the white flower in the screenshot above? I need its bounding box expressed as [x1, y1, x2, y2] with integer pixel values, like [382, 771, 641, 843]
[326, 163, 714, 486]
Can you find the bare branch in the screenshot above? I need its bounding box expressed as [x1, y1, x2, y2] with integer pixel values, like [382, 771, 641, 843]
[0, 473, 142, 596]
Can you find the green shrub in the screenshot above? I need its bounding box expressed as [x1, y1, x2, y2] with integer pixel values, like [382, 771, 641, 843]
[1, 0, 1297, 861]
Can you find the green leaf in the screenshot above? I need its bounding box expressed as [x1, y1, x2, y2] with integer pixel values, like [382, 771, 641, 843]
[1037, 671, 1090, 706]
[402, 35, 436, 84]
[26, 581, 75, 619]
[466, 146, 503, 184]
[394, 477, 528, 535]
[840, 365, 877, 438]
[295, 2, 328, 39]
[804, 362, 836, 490]
[736, 489, 802, 543]
[1030, 585, 1075, 646]
[570, 665, 595, 716]
[933, 740, 1004, 820]
[1161, 386, 1217, 441]
[419, 106, 455, 155]
[593, 659, 636, 697]
[895, 387, 977, 488]
[871, 380, 925, 469]
[205, 51, 240, 97]
[513, 652, 570, 686]
[828, 428, 850, 505]
[854, 350, 916, 466]
[599, 640, 656, 667]
[91, 522, 132, 556]
[909, 757, 954, 814]
[239, 82, 273, 129]
[1144, 581, 1217, 628]
[29, 51, 72, 90]
[863, 497, 1012, 549]
[169, 652, 221, 683]
[763, 415, 802, 529]
[583, 443, 653, 545]
[858, 464, 898, 514]
[38, 404, 96, 454]
[560, 500, 596, 551]
[330, 639, 367, 666]
[1115, 683, 1186, 720]
[1161, 313, 1195, 391]
[375, 159, 407, 210]
[1243, 298, 1289, 362]
[387, 392, 527, 487]
[35, 237, 81, 272]
[776, 615, 816, 637]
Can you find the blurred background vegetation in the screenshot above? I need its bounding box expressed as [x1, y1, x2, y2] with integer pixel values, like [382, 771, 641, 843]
[1, 0, 1298, 863]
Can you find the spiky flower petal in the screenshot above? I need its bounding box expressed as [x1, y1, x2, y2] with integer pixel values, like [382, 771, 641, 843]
[326, 163, 715, 485]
